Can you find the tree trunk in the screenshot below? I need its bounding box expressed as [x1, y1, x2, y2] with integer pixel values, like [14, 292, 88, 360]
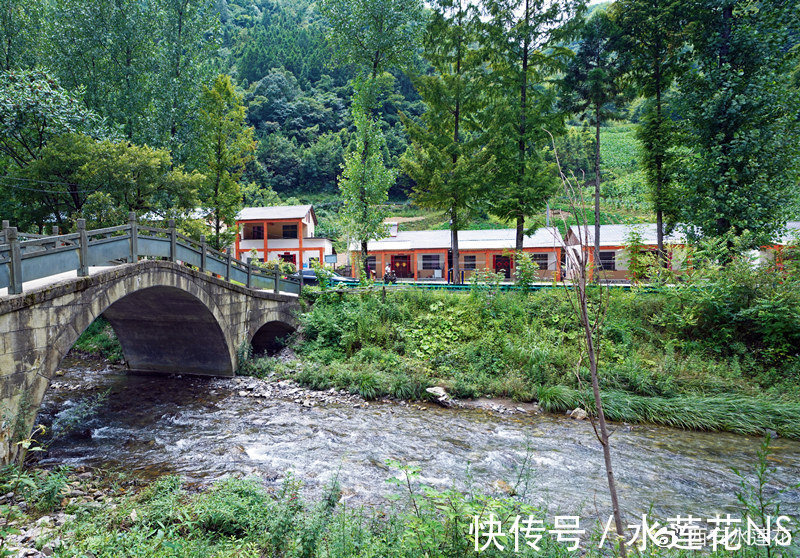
[451, 25, 463, 285]
[515, 214, 524, 254]
[578, 275, 626, 557]
[451, 209, 460, 284]
[361, 240, 369, 279]
[655, 66, 665, 267]
[594, 111, 601, 273]
[515, 0, 530, 254]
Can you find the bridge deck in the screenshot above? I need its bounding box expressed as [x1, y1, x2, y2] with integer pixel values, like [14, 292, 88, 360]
[0, 266, 114, 297]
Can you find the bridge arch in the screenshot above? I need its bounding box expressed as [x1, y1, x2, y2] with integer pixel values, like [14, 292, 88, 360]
[103, 286, 233, 375]
[251, 320, 296, 355]
[1, 260, 300, 463]
[47, 275, 236, 382]
[248, 308, 299, 356]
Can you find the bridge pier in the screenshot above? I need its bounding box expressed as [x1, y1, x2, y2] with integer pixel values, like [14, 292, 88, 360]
[0, 260, 299, 464]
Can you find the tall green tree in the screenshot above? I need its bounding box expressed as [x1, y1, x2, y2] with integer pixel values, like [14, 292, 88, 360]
[562, 11, 627, 261]
[0, 70, 108, 231]
[0, 70, 107, 169]
[340, 85, 396, 275]
[482, 0, 582, 252]
[611, 0, 687, 264]
[45, 0, 160, 143]
[158, 0, 220, 163]
[196, 74, 255, 251]
[16, 133, 199, 230]
[677, 0, 800, 252]
[320, 0, 424, 80]
[320, 0, 424, 275]
[44, 0, 217, 154]
[402, 0, 484, 284]
[0, 0, 42, 70]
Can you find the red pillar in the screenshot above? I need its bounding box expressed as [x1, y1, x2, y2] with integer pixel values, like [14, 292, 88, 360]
[235, 222, 241, 259]
[262, 220, 268, 262]
[298, 218, 304, 269]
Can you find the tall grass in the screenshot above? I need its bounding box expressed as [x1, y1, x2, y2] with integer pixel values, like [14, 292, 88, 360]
[536, 387, 800, 438]
[293, 286, 800, 438]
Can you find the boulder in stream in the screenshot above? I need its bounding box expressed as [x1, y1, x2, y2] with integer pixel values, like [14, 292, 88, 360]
[425, 386, 454, 408]
[569, 408, 588, 420]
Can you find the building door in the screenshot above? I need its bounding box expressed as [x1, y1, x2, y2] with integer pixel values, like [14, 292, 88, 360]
[391, 254, 411, 278]
[280, 252, 296, 265]
[494, 255, 511, 279]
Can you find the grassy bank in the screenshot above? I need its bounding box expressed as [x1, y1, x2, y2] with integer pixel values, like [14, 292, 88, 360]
[284, 274, 800, 438]
[2, 458, 795, 558]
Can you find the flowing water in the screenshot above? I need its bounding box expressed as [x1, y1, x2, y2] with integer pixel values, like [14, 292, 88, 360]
[36, 357, 800, 521]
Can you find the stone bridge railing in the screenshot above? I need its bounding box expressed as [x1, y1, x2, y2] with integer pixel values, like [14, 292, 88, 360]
[0, 213, 301, 296]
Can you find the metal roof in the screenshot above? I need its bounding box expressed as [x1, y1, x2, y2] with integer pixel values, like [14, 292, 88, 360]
[565, 221, 800, 247]
[351, 227, 564, 251]
[567, 224, 686, 246]
[237, 205, 316, 223]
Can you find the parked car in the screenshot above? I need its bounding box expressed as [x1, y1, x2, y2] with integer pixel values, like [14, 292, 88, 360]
[291, 268, 358, 286]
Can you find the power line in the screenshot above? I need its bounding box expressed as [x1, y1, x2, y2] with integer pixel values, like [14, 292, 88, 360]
[0, 180, 85, 194]
[0, 175, 82, 186]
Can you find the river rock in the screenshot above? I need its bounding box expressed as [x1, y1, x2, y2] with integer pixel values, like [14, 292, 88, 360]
[569, 408, 588, 420]
[425, 386, 454, 408]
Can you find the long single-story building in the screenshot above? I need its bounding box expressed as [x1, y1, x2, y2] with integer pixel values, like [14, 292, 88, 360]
[565, 224, 687, 281]
[349, 225, 565, 281]
[235, 205, 334, 268]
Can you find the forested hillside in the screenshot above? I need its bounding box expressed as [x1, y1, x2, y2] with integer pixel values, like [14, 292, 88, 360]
[221, 0, 424, 198]
[1, 0, 798, 257]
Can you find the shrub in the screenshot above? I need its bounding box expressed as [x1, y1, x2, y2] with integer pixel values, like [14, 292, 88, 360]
[31, 466, 70, 512]
[193, 477, 272, 537]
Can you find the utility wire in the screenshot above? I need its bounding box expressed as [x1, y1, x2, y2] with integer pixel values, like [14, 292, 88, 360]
[0, 179, 92, 195]
[0, 175, 84, 186]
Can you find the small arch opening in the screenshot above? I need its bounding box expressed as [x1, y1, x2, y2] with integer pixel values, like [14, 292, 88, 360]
[251, 321, 296, 356]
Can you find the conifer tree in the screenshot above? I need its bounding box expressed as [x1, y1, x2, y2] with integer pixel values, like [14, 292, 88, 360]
[611, 0, 687, 264]
[401, 0, 484, 284]
[562, 11, 627, 261]
[482, 0, 582, 252]
[677, 0, 800, 253]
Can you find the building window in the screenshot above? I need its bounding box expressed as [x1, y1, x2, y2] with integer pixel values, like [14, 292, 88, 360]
[598, 251, 616, 271]
[422, 254, 441, 270]
[365, 256, 376, 271]
[463, 255, 477, 270]
[531, 253, 549, 271]
[282, 224, 298, 239]
[280, 253, 296, 265]
[251, 225, 264, 240]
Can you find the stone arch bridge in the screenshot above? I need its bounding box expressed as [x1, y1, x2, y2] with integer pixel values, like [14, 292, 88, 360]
[0, 216, 302, 464]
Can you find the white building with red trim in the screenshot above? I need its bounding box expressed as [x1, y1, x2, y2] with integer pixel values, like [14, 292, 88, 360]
[349, 225, 565, 281]
[234, 205, 334, 268]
